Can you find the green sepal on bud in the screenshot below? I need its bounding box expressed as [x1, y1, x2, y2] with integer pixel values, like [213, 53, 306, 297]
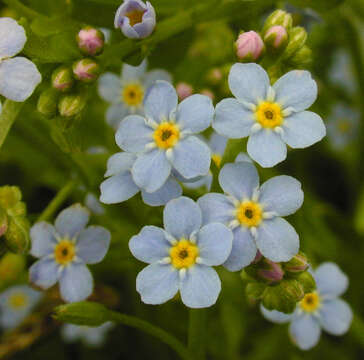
[262, 10, 293, 35]
[37, 88, 60, 117]
[0, 207, 8, 237]
[245, 282, 266, 304]
[282, 26, 307, 60]
[54, 301, 110, 326]
[52, 65, 74, 92]
[295, 271, 316, 294]
[58, 93, 87, 118]
[0, 253, 25, 288]
[4, 216, 30, 254]
[0, 186, 22, 210]
[289, 45, 312, 67]
[283, 252, 308, 274]
[72, 58, 101, 83]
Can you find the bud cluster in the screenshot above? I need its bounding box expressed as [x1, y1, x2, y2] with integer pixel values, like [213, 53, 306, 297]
[242, 251, 316, 314]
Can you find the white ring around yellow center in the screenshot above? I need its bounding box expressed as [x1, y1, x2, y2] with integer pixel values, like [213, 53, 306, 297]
[255, 101, 283, 129]
[169, 239, 199, 269]
[54, 239, 76, 266]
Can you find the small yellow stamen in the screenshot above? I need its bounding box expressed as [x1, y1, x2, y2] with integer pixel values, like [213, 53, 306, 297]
[170, 239, 199, 269]
[299, 292, 321, 313]
[212, 154, 222, 168]
[8, 292, 28, 310]
[54, 239, 76, 266]
[236, 201, 263, 227]
[122, 83, 144, 107]
[153, 122, 180, 149]
[126, 9, 146, 26]
[255, 101, 283, 128]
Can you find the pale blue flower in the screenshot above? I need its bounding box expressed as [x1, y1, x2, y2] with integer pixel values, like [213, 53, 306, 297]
[61, 322, 113, 347]
[261, 262, 353, 350]
[29, 204, 111, 303]
[116, 81, 214, 193]
[213, 63, 326, 167]
[330, 49, 356, 94]
[98, 60, 171, 128]
[114, 0, 156, 39]
[327, 104, 359, 149]
[0, 285, 42, 329]
[85, 193, 105, 215]
[0, 17, 42, 113]
[198, 162, 303, 271]
[129, 197, 233, 308]
[100, 152, 182, 206]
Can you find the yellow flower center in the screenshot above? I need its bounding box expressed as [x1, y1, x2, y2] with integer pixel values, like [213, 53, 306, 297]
[8, 292, 29, 310]
[212, 154, 222, 168]
[337, 120, 351, 134]
[153, 122, 180, 149]
[299, 292, 321, 313]
[126, 9, 146, 26]
[255, 101, 283, 128]
[170, 239, 199, 269]
[236, 201, 263, 227]
[54, 239, 76, 266]
[122, 83, 144, 106]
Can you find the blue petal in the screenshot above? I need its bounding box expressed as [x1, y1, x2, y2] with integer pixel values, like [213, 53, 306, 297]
[144, 69, 172, 89]
[228, 63, 269, 104]
[133, 15, 156, 39]
[98, 73, 121, 103]
[282, 111, 326, 149]
[176, 94, 214, 133]
[132, 149, 171, 193]
[105, 152, 137, 177]
[197, 193, 235, 225]
[223, 226, 257, 271]
[29, 258, 60, 290]
[0, 57, 41, 102]
[209, 133, 228, 156]
[55, 204, 90, 238]
[163, 196, 202, 239]
[180, 265, 221, 308]
[136, 263, 179, 305]
[141, 177, 182, 206]
[247, 129, 287, 168]
[170, 136, 211, 179]
[59, 263, 93, 303]
[260, 304, 293, 324]
[100, 172, 139, 204]
[183, 173, 212, 191]
[218, 162, 259, 201]
[235, 152, 253, 163]
[214, 98, 254, 138]
[289, 314, 321, 350]
[76, 226, 111, 264]
[106, 103, 130, 130]
[61, 324, 82, 342]
[256, 217, 299, 262]
[115, 115, 153, 153]
[196, 223, 233, 266]
[319, 299, 352, 335]
[273, 70, 317, 112]
[120, 22, 139, 39]
[129, 226, 170, 263]
[0, 18, 26, 59]
[314, 262, 349, 297]
[30, 222, 57, 258]
[259, 176, 303, 216]
[144, 81, 178, 123]
[121, 59, 147, 82]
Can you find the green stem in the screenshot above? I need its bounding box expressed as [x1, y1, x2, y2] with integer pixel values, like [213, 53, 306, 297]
[2, 0, 40, 18]
[37, 180, 77, 222]
[108, 310, 191, 360]
[188, 309, 207, 360]
[0, 100, 24, 149]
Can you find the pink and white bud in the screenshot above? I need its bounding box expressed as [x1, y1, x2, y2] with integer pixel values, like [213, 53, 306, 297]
[200, 89, 215, 101]
[257, 259, 284, 284]
[73, 58, 101, 83]
[235, 31, 264, 62]
[176, 82, 193, 100]
[77, 27, 105, 56]
[264, 25, 288, 49]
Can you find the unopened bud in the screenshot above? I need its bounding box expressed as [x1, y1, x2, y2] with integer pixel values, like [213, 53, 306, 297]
[296, 271, 316, 294]
[4, 216, 30, 254]
[282, 26, 307, 59]
[283, 252, 308, 273]
[264, 25, 288, 50]
[52, 66, 74, 92]
[235, 31, 264, 62]
[73, 58, 100, 83]
[262, 10, 293, 34]
[257, 259, 284, 284]
[176, 82, 193, 100]
[289, 45, 312, 67]
[77, 27, 105, 56]
[0, 208, 7, 237]
[252, 250, 263, 264]
[245, 282, 266, 304]
[37, 88, 59, 117]
[58, 93, 87, 118]
[0, 253, 25, 283]
[0, 186, 22, 210]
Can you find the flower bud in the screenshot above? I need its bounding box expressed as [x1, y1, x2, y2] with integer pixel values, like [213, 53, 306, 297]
[0, 186, 22, 210]
[77, 27, 105, 56]
[58, 93, 87, 118]
[235, 31, 264, 62]
[262, 10, 293, 34]
[72, 58, 101, 83]
[37, 88, 59, 117]
[0, 208, 8, 237]
[264, 25, 288, 50]
[296, 271, 316, 294]
[52, 66, 74, 92]
[0, 253, 25, 284]
[282, 26, 307, 59]
[257, 259, 284, 284]
[54, 301, 110, 326]
[289, 45, 312, 67]
[176, 82, 193, 100]
[4, 216, 30, 254]
[245, 282, 266, 304]
[252, 250, 263, 264]
[283, 252, 308, 273]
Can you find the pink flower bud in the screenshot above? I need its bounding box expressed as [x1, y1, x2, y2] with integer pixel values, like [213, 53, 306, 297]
[235, 31, 264, 61]
[73, 58, 100, 83]
[77, 27, 105, 56]
[257, 259, 284, 284]
[176, 82, 193, 100]
[264, 25, 288, 49]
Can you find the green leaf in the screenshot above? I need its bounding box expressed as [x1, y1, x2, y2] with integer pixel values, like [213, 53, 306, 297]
[0, 100, 24, 149]
[31, 15, 79, 36]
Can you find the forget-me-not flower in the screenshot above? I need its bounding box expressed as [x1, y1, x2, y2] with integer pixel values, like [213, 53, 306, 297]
[0, 285, 42, 329]
[129, 197, 233, 308]
[213, 63, 326, 167]
[114, 0, 156, 39]
[98, 60, 171, 128]
[198, 161, 303, 271]
[116, 81, 214, 193]
[261, 262, 353, 350]
[61, 322, 113, 347]
[100, 152, 182, 206]
[29, 204, 111, 303]
[0, 17, 42, 112]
